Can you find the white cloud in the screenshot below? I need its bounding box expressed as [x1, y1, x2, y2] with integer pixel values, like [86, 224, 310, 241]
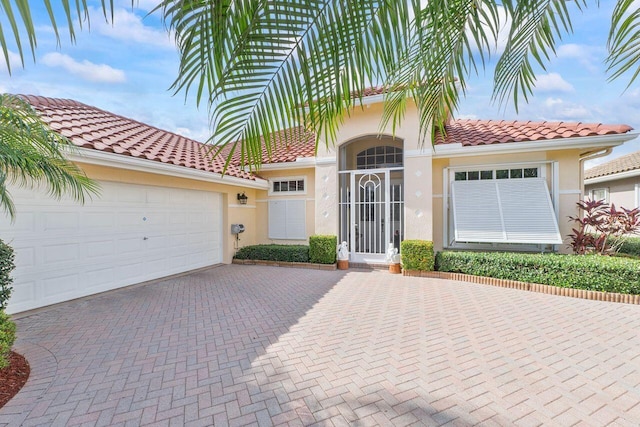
[92, 7, 174, 49]
[556, 43, 600, 71]
[41, 52, 126, 83]
[534, 73, 574, 92]
[0, 50, 23, 74]
[544, 97, 563, 108]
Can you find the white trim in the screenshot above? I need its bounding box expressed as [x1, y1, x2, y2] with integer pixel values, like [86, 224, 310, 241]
[585, 168, 640, 185]
[589, 187, 609, 203]
[316, 156, 337, 165]
[434, 133, 637, 158]
[404, 149, 434, 158]
[636, 183, 640, 208]
[256, 157, 318, 171]
[432, 194, 443, 198]
[68, 147, 269, 190]
[558, 189, 582, 195]
[229, 204, 257, 209]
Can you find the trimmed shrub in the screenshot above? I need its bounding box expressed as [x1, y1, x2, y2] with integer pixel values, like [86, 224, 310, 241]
[615, 236, 640, 258]
[309, 235, 337, 264]
[234, 244, 310, 263]
[0, 310, 16, 369]
[436, 251, 640, 294]
[0, 239, 15, 311]
[400, 240, 435, 271]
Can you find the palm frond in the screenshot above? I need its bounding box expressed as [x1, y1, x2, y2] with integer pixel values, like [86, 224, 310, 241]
[0, 94, 100, 221]
[607, 0, 640, 87]
[0, 0, 112, 73]
[492, 0, 585, 110]
[160, 0, 412, 169]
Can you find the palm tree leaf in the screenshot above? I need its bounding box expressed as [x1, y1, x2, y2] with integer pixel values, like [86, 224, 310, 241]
[607, 0, 640, 86]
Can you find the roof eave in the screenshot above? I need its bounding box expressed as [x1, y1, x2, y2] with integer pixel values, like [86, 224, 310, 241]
[584, 168, 640, 185]
[66, 147, 269, 190]
[433, 132, 638, 158]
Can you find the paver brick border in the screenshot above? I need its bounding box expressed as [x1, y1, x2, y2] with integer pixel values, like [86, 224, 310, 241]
[232, 258, 337, 270]
[404, 270, 640, 305]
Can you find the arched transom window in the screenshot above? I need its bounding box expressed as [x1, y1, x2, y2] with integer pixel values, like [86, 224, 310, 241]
[356, 146, 403, 169]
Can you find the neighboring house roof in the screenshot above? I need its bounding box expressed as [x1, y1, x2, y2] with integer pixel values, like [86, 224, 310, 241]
[584, 150, 640, 180]
[435, 120, 634, 146]
[21, 95, 255, 181]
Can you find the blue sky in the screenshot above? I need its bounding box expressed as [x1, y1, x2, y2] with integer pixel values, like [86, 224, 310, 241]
[1, 1, 639, 168]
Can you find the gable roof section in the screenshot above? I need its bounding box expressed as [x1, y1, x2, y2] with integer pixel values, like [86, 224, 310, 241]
[20, 95, 255, 181]
[584, 150, 640, 180]
[217, 126, 316, 166]
[435, 119, 633, 146]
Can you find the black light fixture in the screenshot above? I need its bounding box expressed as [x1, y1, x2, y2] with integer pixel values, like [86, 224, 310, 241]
[237, 192, 248, 205]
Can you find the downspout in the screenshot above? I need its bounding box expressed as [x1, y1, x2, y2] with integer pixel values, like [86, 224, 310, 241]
[579, 148, 613, 197]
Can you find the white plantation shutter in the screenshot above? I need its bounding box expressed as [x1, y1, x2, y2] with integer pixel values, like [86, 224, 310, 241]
[451, 178, 562, 244]
[268, 200, 306, 240]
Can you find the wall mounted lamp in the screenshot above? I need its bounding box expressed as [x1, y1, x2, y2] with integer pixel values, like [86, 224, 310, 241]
[237, 192, 248, 205]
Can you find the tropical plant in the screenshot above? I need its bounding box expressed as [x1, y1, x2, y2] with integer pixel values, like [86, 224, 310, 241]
[568, 198, 640, 255]
[0, 94, 100, 219]
[1, 1, 639, 168]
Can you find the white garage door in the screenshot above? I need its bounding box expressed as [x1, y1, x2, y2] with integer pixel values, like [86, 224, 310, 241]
[1, 181, 223, 314]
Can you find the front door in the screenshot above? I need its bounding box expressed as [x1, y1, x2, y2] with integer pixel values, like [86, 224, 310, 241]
[339, 168, 403, 263]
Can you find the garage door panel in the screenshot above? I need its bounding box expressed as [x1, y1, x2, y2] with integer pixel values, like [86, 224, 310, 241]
[2, 181, 223, 314]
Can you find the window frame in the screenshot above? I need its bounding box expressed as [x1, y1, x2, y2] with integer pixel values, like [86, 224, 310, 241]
[268, 176, 307, 196]
[589, 187, 609, 204]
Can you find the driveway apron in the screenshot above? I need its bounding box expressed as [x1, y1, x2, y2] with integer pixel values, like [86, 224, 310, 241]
[1, 265, 639, 426]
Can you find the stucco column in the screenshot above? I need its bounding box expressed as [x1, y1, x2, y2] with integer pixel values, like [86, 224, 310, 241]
[314, 159, 338, 235]
[404, 149, 433, 241]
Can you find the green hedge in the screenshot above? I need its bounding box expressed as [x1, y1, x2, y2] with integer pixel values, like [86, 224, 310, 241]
[400, 240, 435, 271]
[0, 239, 15, 311]
[615, 236, 640, 258]
[0, 310, 16, 369]
[309, 235, 337, 264]
[234, 244, 310, 263]
[436, 251, 640, 294]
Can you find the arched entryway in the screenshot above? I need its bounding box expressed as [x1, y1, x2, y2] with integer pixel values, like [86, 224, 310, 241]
[338, 136, 404, 263]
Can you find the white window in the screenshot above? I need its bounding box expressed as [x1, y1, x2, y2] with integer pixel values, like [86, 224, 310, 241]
[268, 200, 306, 240]
[269, 177, 306, 195]
[451, 178, 562, 244]
[590, 188, 609, 203]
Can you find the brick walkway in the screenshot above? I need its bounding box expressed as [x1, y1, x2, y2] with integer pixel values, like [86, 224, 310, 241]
[1, 265, 639, 426]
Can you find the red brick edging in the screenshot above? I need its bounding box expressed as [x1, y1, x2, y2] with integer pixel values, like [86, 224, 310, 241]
[403, 270, 640, 305]
[232, 258, 337, 271]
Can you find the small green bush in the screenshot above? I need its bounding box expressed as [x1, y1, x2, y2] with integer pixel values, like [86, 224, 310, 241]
[400, 240, 435, 271]
[0, 239, 15, 311]
[0, 310, 16, 369]
[615, 236, 640, 258]
[234, 244, 310, 263]
[436, 251, 640, 294]
[309, 235, 337, 264]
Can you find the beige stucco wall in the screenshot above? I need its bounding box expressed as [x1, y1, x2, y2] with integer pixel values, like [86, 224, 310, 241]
[253, 167, 316, 245]
[315, 101, 434, 244]
[585, 176, 638, 209]
[431, 149, 585, 254]
[76, 162, 263, 264]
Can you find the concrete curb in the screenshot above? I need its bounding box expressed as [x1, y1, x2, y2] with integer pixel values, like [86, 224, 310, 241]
[232, 258, 337, 270]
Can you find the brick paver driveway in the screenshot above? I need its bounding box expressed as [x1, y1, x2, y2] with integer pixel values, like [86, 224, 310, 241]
[1, 265, 640, 426]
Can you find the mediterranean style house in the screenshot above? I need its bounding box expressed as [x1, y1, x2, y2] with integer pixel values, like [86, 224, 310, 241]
[1, 92, 636, 313]
[585, 150, 640, 209]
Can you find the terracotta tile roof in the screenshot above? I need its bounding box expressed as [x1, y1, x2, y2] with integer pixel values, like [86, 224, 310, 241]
[219, 126, 316, 166]
[585, 150, 640, 180]
[20, 95, 255, 180]
[435, 119, 633, 146]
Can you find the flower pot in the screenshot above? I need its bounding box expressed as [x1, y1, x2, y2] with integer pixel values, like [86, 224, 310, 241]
[389, 263, 401, 274]
[337, 260, 349, 270]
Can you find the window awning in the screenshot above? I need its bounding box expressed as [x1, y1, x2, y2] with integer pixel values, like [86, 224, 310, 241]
[451, 178, 562, 244]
